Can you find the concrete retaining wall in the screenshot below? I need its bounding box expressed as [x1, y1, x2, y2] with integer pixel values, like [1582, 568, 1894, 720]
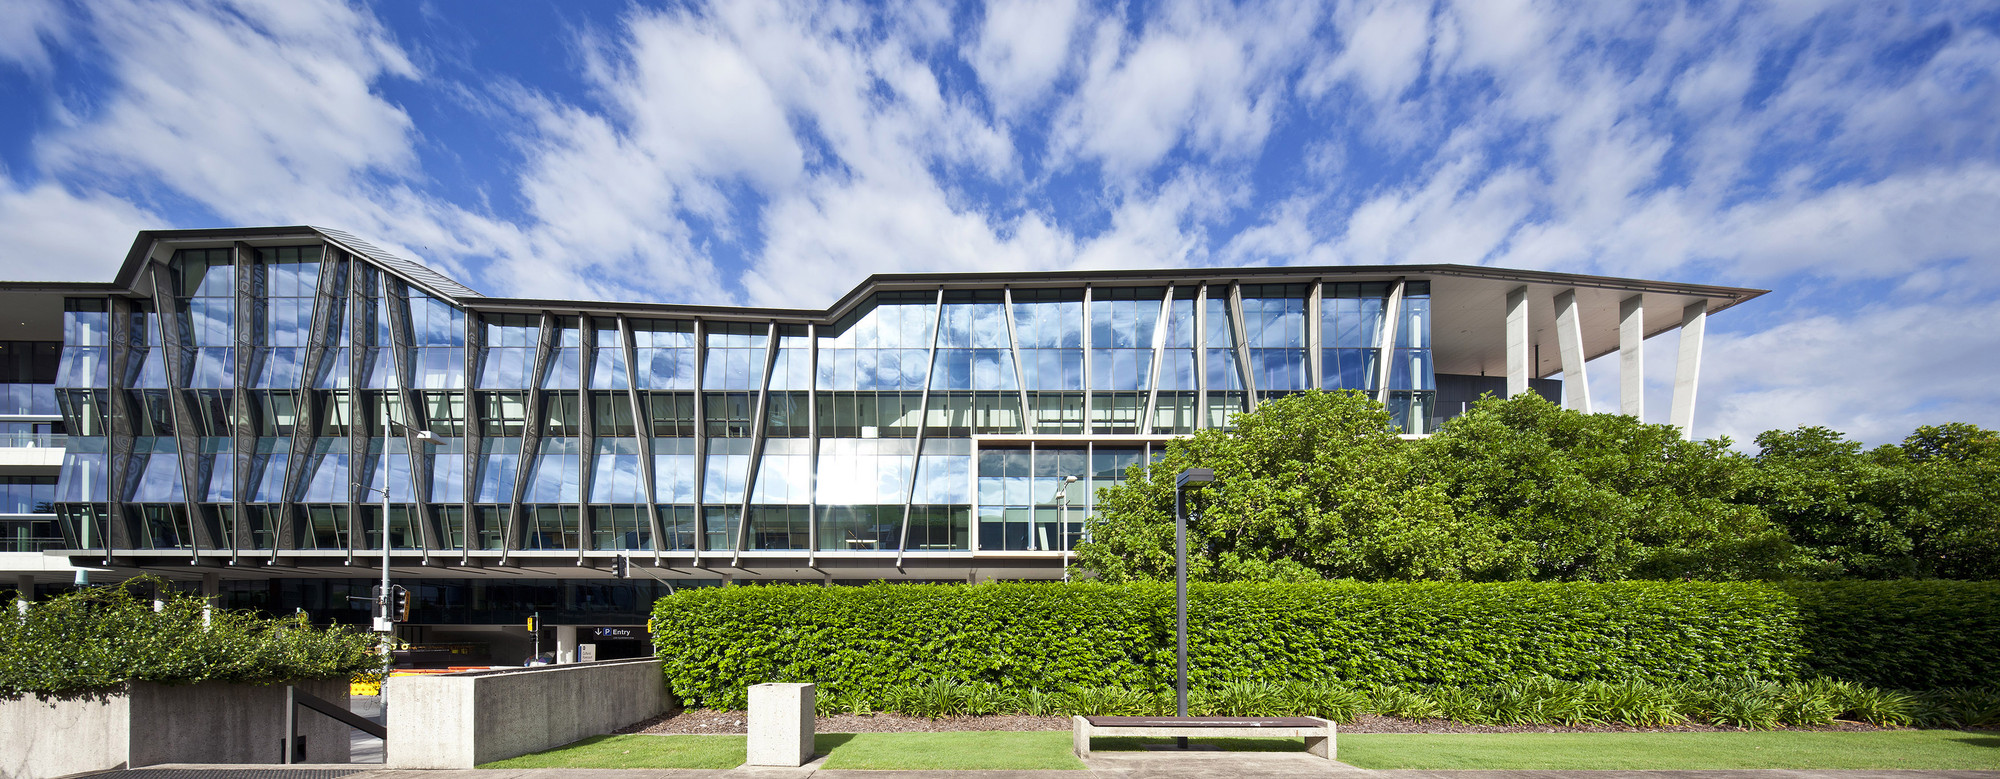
[385, 657, 666, 768]
[0, 679, 350, 779]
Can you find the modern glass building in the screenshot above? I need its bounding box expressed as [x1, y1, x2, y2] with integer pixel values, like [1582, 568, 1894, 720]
[0, 226, 1761, 659]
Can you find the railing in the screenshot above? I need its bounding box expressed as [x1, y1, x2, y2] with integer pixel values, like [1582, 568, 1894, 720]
[0, 384, 59, 416]
[0, 535, 64, 552]
[0, 432, 65, 448]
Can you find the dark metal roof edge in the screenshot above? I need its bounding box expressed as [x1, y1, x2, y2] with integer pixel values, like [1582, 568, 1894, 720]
[464, 263, 1768, 324]
[98, 225, 486, 303]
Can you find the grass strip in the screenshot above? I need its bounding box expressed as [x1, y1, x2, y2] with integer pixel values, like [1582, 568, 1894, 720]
[476, 734, 745, 769]
[816, 732, 1085, 770]
[1337, 731, 2000, 770]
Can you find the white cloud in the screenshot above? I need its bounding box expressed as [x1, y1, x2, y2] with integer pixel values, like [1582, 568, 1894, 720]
[969, 0, 1086, 120]
[0, 179, 159, 281]
[1305, 0, 1433, 104]
[1050, 0, 1320, 178]
[0, 0, 68, 72]
[1701, 301, 2000, 446]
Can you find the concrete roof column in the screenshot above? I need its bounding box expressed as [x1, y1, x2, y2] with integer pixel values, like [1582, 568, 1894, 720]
[1670, 300, 1707, 439]
[1553, 289, 1591, 413]
[1504, 286, 1529, 398]
[1619, 295, 1645, 418]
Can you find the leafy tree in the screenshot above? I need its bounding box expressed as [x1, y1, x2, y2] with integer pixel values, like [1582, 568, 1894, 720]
[1414, 393, 1794, 581]
[1755, 423, 2000, 579]
[1075, 390, 1496, 583]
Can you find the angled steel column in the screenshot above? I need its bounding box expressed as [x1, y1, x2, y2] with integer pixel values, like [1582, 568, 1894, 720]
[146, 263, 212, 559]
[1000, 288, 1033, 435]
[1227, 283, 1258, 412]
[1670, 301, 1707, 440]
[460, 310, 483, 563]
[619, 316, 664, 565]
[508, 312, 559, 556]
[1374, 279, 1406, 405]
[105, 296, 139, 556]
[344, 263, 370, 565]
[1619, 295, 1645, 418]
[1141, 285, 1172, 432]
[383, 278, 436, 559]
[1505, 286, 1531, 398]
[805, 322, 819, 567]
[895, 290, 946, 568]
[577, 316, 597, 562]
[230, 242, 259, 563]
[731, 322, 782, 566]
[690, 319, 707, 556]
[1307, 281, 1323, 390]
[1193, 284, 1208, 429]
[1080, 285, 1093, 432]
[1553, 289, 1591, 413]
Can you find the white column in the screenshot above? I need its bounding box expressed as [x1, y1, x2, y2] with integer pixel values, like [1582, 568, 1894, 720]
[555, 624, 578, 664]
[1505, 286, 1530, 397]
[1619, 295, 1645, 418]
[202, 572, 219, 627]
[1374, 279, 1406, 404]
[14, 575, 31, 617]
[1670, 300, 1707, 439]
[1553, 290, 1591, 413]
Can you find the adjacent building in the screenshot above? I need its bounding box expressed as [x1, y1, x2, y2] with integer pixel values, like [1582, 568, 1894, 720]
[0, 226, 1762, 663]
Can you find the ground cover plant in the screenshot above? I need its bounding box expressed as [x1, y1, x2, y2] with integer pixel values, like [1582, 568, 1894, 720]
[799, 677, 1998, 730]
[0, 577, 382, 698]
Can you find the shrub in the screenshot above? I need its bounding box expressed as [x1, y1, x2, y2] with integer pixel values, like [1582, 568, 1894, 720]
[1781, 581, 2000, 689]
[0, 578, 381, 698]
[649, 580, 1808, 707]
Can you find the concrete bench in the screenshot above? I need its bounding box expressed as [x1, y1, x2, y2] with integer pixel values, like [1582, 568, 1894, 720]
[1071, 715, 1337, 760]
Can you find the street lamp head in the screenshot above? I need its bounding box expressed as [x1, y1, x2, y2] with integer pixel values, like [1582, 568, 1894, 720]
[412, 430, 443, 445]
[1174, 468, 1216, 489]
[1063, 475, 1078, 484]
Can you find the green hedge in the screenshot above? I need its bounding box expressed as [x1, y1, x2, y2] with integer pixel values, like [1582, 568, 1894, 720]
[1782, 581, 2000, 689]
[1, 578, 383, 698]
[650, 581, 1819, 708]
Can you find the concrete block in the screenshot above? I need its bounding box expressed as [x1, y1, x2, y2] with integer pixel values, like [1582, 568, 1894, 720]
[386, 657, 666, 768]
[746, 682, 815, 767]
[0, 679, 349, 779]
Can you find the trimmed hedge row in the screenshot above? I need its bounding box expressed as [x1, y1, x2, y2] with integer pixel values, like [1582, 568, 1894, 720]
[650, 580, 1851, 708]
[1782, 581, 2000, 689]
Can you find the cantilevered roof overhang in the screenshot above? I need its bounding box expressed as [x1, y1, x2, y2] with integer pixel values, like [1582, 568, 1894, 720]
[10, 226, 1766, 381]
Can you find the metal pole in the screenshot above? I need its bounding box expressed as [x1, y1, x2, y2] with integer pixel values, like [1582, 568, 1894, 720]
[283, 684, 296, 764]
[1175, 484, 1189, 748]
[378, 409, 394, 679]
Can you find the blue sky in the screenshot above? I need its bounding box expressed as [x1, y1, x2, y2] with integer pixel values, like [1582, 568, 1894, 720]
[1, 0, 1996, 445]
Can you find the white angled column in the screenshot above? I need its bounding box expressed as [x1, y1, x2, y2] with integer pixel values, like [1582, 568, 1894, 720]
[1553, 290, 1590, 413]
[1670, 300, 1707, 439]
[1505, 286, 1530, 397]
[1619, 295, 1644, 418]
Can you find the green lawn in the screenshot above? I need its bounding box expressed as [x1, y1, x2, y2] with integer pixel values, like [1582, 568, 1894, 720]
[1338, 731, 2000, 770]
[477, 734, 747, 769]
[479, 729, 2000, 771]
[477, 731, 1086, 770]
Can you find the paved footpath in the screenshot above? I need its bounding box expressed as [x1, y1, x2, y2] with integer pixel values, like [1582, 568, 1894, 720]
[114, 759, 2000, 779]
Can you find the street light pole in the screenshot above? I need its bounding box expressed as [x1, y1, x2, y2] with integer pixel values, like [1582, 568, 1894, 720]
[1056, 475, 1078, 582]
[1172, 467, 1215, 738]
[373, 409, 441, 636]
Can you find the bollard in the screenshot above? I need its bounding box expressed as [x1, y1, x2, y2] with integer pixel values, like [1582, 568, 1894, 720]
[746, 683, 815, 767]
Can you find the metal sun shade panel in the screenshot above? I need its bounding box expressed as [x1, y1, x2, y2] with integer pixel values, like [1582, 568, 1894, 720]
[1000, 288, 1033, 435]
[504, 311, 560, 557]
[384, 277, 437, 557]
[459, 308, 483, 563]
[805, 322, 819, 566]
[1193, 283, 1208, 429]
[344, 262, 369, 565]
[230, 242, 259, 562]
[1374, 279, 1406, 404]
[1307, 281, 1324, 391]
[147, 263, 217, 558]
[1227, 283, 1258, 413]
[1141, 285, 1173, 432]
[690, 319, 706, 556]
[280, 245, 346, 556]
[619, 315, 665, 564]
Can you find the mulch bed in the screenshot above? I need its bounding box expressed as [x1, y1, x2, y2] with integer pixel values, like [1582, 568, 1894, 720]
[619, 709, 1893, 736]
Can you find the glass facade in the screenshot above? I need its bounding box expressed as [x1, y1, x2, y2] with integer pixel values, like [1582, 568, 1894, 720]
[43, 241, 1441, 560]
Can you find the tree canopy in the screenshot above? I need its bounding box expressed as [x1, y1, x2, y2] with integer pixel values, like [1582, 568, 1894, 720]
[1075, 391, 1999, 583]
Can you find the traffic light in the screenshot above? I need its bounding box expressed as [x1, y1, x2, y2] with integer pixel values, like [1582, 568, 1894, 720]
[613, 555, 630, 579]
[389, 585, 412, 622]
